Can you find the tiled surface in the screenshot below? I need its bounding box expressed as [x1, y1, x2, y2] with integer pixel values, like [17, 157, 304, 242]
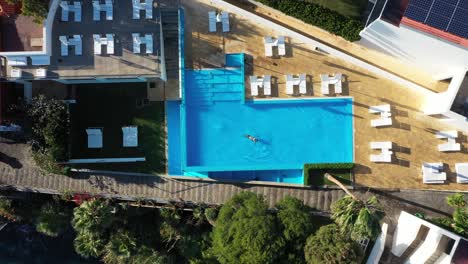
[182, 0, 468, 191]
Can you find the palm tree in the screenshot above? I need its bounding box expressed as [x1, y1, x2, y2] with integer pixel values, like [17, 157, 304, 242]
[36, 202, 70, 237]
[72, 199, 115, 233]
[102, 230, 137, 264]
[327, 173, 384, 241]
[74, 231, 106, 258]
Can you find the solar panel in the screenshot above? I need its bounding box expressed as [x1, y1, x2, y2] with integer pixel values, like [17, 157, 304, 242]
[404, 0, 468, 39]
[431, 1, 456, 18]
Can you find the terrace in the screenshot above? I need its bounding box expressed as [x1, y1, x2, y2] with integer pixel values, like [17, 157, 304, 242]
[69, 83, 166, 173]
[176, 0, 468, 190]
[2, 0, 163, 80]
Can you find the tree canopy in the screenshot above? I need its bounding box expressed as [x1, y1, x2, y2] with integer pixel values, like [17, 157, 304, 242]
[72, 199, 115, 233]
[6, 0, 48, 23]
[304, 224, 362, 264]
[35, 202, 70, 237]
[331, 195, 384, 241]
[211, 192, 285, 264]
[276, 196, 314, 264]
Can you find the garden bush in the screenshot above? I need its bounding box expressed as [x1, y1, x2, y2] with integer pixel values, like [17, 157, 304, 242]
[303, 163, 354, 185]
[256, 0, 364, 41]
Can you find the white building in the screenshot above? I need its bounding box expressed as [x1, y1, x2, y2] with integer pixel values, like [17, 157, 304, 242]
[360, 0, 468, 132]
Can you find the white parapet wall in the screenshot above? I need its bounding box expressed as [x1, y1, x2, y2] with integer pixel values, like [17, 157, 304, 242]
[67, 157, 146, 163]
[366, 223, 388, 264]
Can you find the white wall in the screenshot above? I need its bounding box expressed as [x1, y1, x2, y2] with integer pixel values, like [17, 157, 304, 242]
[359, 20, 468, 77]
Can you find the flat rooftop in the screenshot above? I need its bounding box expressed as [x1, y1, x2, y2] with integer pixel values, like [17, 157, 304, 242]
[182, 0, 468, 191]
[5, 0, 163, 79]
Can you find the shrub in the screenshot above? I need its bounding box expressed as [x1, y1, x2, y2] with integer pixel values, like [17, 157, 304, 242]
[6, 0, 48, 23]
[256, 0, 364, 41]
[36, 202, 70, 237]
[303, 163, 354, 185]
[304, 224, 362, 264]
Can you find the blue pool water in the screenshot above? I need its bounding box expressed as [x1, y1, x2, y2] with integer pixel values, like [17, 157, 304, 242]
[167, 53, 354, 184]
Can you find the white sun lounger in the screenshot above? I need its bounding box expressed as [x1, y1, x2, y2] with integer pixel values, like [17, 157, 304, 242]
[145, 34, 153, 54]
[264, 36, 273, 57]
[221, 11, 229, 32]
[86, 128, 103, 148]
[286, 74, 294, 95]
[299, 74, 306, 94]
[106, 34, 114, 54]
[422, 162, 446, 184]
[105, 0, 113, 20]
[277, 36, 286, 56]
[436, 130, 458, 139]
[370, 141, 392, 150]
[73, 1, 81, 22]
[371, 117, 392, 127]
[369, 104, 391, 114]
[320, 74, 330, 95]
[455, 163, 468, 183]
[438, 142, 461, 152]
[71, 35, 82, 55]
[208, 11, 216, 32]
[59, 36, 69, 56]
[332, 73, 342, 94]
[132, 33, 141, 53]
[263, 75, 271, 96]
[250, 76, 259, 96]
[92, 0, 100, 20]
[60, 1, 69, 21]
[93, 34, 101, 55]
[122, 126, 138, 147]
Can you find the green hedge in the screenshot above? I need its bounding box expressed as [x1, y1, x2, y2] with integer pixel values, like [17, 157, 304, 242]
[256, 0, 364, 42]
[303, 163, 354, 185]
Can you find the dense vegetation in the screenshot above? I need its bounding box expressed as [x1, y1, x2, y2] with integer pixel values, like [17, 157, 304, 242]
[430, 193, 467, 237]
[256, 0, 364, 41]
[12, 95, 70, 174]
[0, 190, 389, 263]
[303, 163, 354, 186]
[6, 0, 48, 23]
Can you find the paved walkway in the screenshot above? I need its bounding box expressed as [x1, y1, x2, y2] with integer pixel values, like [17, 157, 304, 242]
[0, 166, 456, 219]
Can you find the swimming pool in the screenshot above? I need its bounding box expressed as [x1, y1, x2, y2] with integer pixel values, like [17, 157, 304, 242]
[167, 53, 354, 184]
[185, 98, 354, 171]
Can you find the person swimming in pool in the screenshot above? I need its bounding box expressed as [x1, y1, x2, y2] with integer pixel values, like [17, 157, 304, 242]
[245, 134, 258, 143]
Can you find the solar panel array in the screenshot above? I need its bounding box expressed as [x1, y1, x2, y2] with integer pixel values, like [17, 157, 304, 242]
[404, 0, 468, 38]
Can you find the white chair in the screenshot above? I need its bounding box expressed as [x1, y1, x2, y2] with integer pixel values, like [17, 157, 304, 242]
[264, 36, 273, 57]
[263, 75, 271, 96]
[86, 128, 103, 148]
[208, 11, 216, 32]
[422, 162, 446, 184]
[93, 0, 112, 21]
[320, 74, 329, 95]
[250, 76, 259, 96]
[455, 163, 468, 183]
[369, 104, 391, 114]
[371, 118, 392, 127]
[122, 126, 138, 147]
[60, 1, 69, 21]
[221, 11, 229, 32]
[277, 36, 286, 56]
[10, 68, 22, 78]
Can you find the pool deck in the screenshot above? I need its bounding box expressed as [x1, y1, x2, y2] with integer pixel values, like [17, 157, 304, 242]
[182, 0, 467, 191]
